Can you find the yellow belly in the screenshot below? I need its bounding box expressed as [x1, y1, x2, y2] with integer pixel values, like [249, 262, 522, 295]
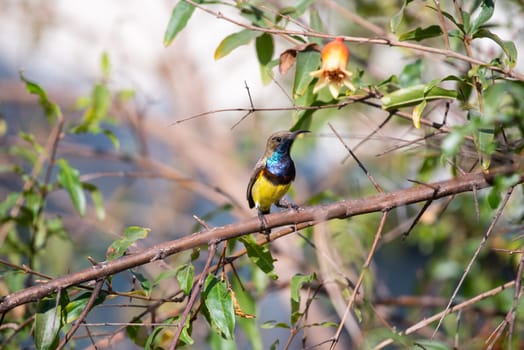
[251, 172, 291, 213]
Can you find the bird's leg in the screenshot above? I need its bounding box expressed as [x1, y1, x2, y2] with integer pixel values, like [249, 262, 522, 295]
[257, 209, 271, 239]
[276, 198, 299, 211]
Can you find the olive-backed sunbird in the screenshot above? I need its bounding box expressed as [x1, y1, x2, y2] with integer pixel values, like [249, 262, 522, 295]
[247, 130, 309, 231]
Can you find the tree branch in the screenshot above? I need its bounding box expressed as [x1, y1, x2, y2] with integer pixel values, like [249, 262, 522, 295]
[0, 165, 522, 313]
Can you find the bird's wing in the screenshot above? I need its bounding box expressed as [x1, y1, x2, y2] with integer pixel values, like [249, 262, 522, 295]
[246, 157, 266, 209]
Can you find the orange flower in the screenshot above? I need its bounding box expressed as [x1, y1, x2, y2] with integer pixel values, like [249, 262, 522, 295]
[309, 37, 355, 98]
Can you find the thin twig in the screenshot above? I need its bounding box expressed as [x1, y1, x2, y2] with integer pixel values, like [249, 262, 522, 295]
[432, 0, 450, 50]
[350, 112, 394, 154]
[169, 241, 217, 350]
[57, 279, 105, 350]
[373, 280, 516, 349]
[231, 81, 256, 129]
[329, 210, 389, 350]
[402, 179, 440, 239]
[328, 122, 384, 193]
[432, 186, 515, 337]
[507, 249, 524, 348]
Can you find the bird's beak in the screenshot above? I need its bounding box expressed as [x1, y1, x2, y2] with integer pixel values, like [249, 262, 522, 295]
[291, 130, 310, 139]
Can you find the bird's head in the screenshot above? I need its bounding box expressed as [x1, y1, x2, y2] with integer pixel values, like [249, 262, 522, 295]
[265, 130, 310, 156]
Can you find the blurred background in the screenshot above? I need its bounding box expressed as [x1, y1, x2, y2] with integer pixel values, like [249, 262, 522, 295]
[1, 0, 524, 349]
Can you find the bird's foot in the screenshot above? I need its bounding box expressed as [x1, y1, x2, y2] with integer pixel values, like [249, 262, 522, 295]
[257, 211, 271, 240]
[277, 198, 300, 211]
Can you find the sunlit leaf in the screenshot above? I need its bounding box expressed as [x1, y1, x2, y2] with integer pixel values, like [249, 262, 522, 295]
[107, 226, 150, 260]
[293, 49, 320, 99]
[290, 273, 315, 324]
[100, 51, 111, 78]
[56, 159, 86, 216]
[176, 263, 194, 295]
[240, 235, 277, 279]
[474, 29, 517, 68]
[470, 0, 494, 34]
[19, 72, 61, 123]
[412, 99, 426, 129]
[82, 183, 105, 220]
[164, 0, 200, 47]
[214, 29, 260, 60]
[381, 84, 457, 110]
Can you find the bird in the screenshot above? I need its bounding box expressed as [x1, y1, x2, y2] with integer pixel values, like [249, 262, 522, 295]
[246, 130, 309, 234]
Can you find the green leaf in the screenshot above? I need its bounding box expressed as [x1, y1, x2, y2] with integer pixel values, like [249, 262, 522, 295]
[483, 81, 524, 123]
[176, 316, 195, 346]
[164, 0, 198, 47]
[309, 9, 323, 44]
[0, 118, 6, 137]
[398, 25, 443, 42]
[176, 263, 195, 295]
[82, 183, 105, 220]
[441, 129, 466, 157]
[20, 132, 45, 154]
[232, 277, 262, 350]
[293, 49, 320, 99]
[88, 83, 111, 125]
[239, 235, 277, 279]
[0, 192, 21, 216]
[255, 33, 273, 65]
[19, 72, 61, 123]
[107, 226, 150, 260]
[128, 322, 150, 348]
[474, 29, 517, 68]
[100, 52, 111, 78]
[214, 29, 260, 60]
[398, 59, 423, 87]
[261, 320, 289, 329]
[34, 294, 68, 350]
[471, 0, 494, 34]
[381, 84, 458, 110]
[294, 0, 315, 16]
[65, 291, 107, 324]
[290, 273, 315, 324]
[204, 275, 235, 339]
[56, 159, 86, 216]
[103, 129, 120, 150]
[412, 99, 426, 129]
[390, 0, 414, 34]
[487, 175, 520, 209]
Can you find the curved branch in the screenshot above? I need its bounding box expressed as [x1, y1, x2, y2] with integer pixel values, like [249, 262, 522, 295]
[0, 165, 522, 313]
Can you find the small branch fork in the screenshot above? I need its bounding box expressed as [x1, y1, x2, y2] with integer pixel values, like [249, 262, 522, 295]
[0, 166, 522, 315]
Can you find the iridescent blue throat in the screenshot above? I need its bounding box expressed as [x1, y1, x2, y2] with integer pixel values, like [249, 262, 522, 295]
[265, 146, 294, 178]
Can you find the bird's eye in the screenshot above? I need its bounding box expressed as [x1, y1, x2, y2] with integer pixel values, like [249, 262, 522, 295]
[274, 137, 282, 142]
